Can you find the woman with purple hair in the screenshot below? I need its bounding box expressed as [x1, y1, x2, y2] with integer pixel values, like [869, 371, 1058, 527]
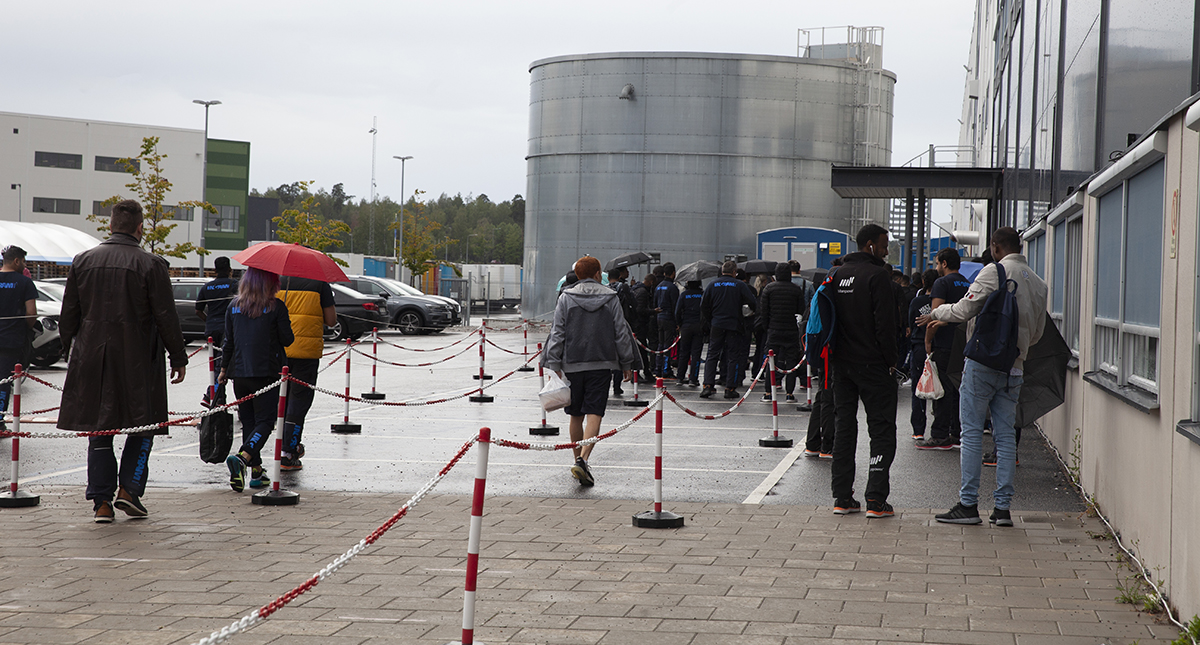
[219, 267, 294, 492]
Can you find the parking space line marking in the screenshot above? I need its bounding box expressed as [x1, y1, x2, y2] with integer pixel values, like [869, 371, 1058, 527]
[742, 445, 806, 504]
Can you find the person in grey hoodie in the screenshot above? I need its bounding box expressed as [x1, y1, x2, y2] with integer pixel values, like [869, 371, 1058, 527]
[543, 256, 642, 487]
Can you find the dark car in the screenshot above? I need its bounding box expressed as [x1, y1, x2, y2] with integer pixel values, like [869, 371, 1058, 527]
[345, 275, 456, 334]
[326, 283, 388, 341]
[170, 278, 211, 343]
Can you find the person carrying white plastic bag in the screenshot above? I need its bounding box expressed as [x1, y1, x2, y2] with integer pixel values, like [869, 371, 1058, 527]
[541, 256, 643, 488]
[539, 371, 572, 412]
[915, 355, 945, 400]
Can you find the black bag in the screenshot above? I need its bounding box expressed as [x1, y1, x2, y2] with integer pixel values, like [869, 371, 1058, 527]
[964, 262, 1021, 372]
[198, 388, 234, 464]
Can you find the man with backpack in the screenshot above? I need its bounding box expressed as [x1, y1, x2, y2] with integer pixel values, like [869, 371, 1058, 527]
[825, 224, 898, 519]
[920, 227, 1047, 527]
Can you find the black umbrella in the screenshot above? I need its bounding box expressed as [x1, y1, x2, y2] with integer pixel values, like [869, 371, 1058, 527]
[797, 267, 828, 283]
[604, 251, 654, 272]
[739, 259, 777, 275]
[1015, 312, 1071, 428]
[675, 260, 722, 286]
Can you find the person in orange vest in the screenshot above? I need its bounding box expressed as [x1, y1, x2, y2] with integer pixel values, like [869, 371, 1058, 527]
[277, 276, 336, 470]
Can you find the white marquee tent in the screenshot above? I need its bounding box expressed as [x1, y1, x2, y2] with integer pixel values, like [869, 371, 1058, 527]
[0, 222, 102, 263]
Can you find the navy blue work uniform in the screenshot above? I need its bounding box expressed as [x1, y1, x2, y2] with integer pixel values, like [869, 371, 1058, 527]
[223, 298, 294, 468]
[674, 286, 704, 384]
[700, 276, 757, 390]
[653, 280, 680, 376]
[908, 292, 933, 437]
[0, 271, 36, 415]
[196, 277, 238, 344]
[927, 271, 970, 443]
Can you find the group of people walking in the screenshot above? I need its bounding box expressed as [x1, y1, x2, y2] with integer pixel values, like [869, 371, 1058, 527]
[543, 222, 1048, 527]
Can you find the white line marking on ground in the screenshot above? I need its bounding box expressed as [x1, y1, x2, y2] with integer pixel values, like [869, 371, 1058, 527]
[20, 441, 200, 484]
[742, 445, 806, 504]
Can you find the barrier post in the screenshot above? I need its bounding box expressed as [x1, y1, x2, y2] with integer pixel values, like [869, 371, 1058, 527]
[332, 339, 362, 434]
[448, 427, 491, 645]
[760, 351, 793, 448]
[0, 365, 39, 508]
[254, 366, 299, 505]
[529, 342, 559, 436]
[361, 328, 386, 400]
[516, 320, 534, 372]
[798, 362, 814, 412]
[633, 378, 683, 528]
[623, 371, 649, 408]
[472, 327, 493, 381]
[207, 336, 217, 404]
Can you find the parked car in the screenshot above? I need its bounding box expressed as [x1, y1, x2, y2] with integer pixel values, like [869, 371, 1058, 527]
[344, 275, 455, 335]
[169, 278, 211, 343]
[355, 275, 462, 326]
[326, 284, 388, 341]
[29, 281, 64, 367]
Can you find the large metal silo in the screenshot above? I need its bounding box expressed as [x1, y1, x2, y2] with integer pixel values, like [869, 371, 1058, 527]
[523, 50, 895, 318]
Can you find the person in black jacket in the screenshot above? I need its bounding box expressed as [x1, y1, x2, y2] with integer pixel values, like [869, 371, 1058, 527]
[829, 224, 899, 519]
[758, 264, 806, 402]
[196, 256, 238, 406]
[608, 267, 635, 396]
[699, 261, 758, 400]
[653, 262, 680, 378]
[631, 274, 655, 381]
[219, 267, 294, 492]
[907, 269, 940, 440]
[674, 279, 704, 386]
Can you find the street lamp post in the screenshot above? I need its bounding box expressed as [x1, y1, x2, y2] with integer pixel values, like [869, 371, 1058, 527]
[9, 184, 20, 222]
[193, 99, 221, 274]
[392, 155, 412, 281]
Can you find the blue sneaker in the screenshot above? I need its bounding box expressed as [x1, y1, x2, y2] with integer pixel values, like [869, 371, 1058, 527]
[249, 466, 270, 489]
[226, 454, 246, 492]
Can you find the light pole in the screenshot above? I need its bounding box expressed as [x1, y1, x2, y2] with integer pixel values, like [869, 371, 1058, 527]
[392, 155, 412, 280]
[9, 184, 20, 222]
[193, 99, 221, 274]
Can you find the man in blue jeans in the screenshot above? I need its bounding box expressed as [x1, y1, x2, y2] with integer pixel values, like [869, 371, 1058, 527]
[919, 227, 1047, 527]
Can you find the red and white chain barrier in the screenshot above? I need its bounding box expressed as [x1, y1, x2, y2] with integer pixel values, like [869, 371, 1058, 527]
[529, 343, 559, 436]
[458, 427, 491, 645]
[377, 328, 480, 352]
[361, 329, 386, 400]
[517, 322, 536, 371]
[351, 336, 480, 367]
[634, 334, 680, 355]
[661, 357, 769, 420]
[0, 365, 38, 507]
[632, 378, 684, 528]
[759, 351, 793, 448]
[469, 328, 493, 403]
[622, 371, 649, 408]
[331, 339, 361, 434]
[253, 367, 298, 506]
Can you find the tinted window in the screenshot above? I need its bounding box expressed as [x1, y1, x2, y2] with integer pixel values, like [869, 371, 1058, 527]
[172, 284, 201, 300]
[34, 151, 82, 169]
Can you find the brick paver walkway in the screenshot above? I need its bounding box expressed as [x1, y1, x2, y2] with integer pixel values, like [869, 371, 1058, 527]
[0, 486, 1179, 644]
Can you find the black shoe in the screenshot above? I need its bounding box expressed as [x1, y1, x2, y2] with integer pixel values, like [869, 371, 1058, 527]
[935, 502, 982, 524]
[612, 386, 624, 397]
[688, 381, 700, 387]
[915, 438, 956, 451]
[989, 508, 1013, 527]
[699, 386, 715, 399]
[785, 394, 797, 403]
[724, 388, 740, 400]
[296, 443, 306, 459]
[865, 499, 894, 518]
[833, 498, 861, 515]
[570, 458, 594, 487]
[761, 393, 773, 402]
[113, 487, 148, 518]
[280, 455, 303, 471]
[982, 451, 1018, 466]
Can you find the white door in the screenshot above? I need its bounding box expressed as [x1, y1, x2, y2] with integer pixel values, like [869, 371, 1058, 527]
[761, 242, 788, 262]
[791, 243, 818, 269]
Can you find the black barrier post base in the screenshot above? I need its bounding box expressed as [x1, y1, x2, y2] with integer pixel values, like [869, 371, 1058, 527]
[623, 399, 649, 408]
[529, 424, 559, 436]
[331, 423, 362, 434]
[759, 435, 794, 448]
[361, 392, 386, 400]
[472, 374, 493, 380]
[469, 394, 494, 403]
[517, 365, 535, 372]
[796, 403, 813, 412]
[0, 490, 40, 508]
[252, 489, 299, 506]
[632, 510, 684, 529]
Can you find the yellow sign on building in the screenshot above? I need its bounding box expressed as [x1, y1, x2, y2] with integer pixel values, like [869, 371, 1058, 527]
[828, 242, 841, 255]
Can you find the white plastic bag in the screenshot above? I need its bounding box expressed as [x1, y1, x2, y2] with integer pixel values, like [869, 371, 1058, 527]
[914, 356, 945, 400]
[539, 371, 572, 412]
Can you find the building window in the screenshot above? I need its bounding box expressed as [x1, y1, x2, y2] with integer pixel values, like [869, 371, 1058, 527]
[92, 201, 113, 218]
[94, 156, 140, 173]
[1025, 233, 1045, 278]
[34, 151, 83, 170]
[164, 205, 194, 221]
[204, 205, 239, 232]
[1050, 217, 1084, 354]
[1093, 159, 1164, 393]
[32, 197, 81, 214]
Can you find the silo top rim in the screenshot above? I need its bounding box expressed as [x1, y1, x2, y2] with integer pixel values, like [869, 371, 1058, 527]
[529, 51, 895, 77]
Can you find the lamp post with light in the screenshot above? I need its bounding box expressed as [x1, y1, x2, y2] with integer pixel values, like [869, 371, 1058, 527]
[193, 99, 221, 274]
[392, 155, 412, 280]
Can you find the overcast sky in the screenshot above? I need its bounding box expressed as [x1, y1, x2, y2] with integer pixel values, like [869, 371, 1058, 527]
[3, 1, 973, 221]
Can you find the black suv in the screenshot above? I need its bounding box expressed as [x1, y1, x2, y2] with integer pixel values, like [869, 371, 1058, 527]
[344, 275, 455, 335]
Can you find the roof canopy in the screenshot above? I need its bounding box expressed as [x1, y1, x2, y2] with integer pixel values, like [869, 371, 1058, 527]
[0, 222, 102, 264]
[830, 165, 1004, 200]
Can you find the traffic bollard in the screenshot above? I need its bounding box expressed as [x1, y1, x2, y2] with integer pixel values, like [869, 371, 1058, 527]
[516, 320, 535, 372]
[448, 427, 491, 645]
[759, 351, 793, 448]
[0, 364, 39, 508]
[331, 339, 362, 433]
[623, 371, 649, 408]
[529, 343, 559, 435]
[254, 366, 299, 506]
[207, 336, 218, 403]
[472, 327, 493, 381]
[798, 362, 814, 412]
[632, 378, 683, 528]
[362, 328, 386, 400]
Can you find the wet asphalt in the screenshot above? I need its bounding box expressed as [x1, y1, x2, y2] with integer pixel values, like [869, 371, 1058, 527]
[4, 322, 1085, 514]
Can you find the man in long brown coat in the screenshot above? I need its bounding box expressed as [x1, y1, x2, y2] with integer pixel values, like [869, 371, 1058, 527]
[58, 199, 188, 523]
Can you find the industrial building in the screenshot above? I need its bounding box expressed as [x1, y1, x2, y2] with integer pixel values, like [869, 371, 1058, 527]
[522, 32, 895, 317]
[952, 0, 1200, 623]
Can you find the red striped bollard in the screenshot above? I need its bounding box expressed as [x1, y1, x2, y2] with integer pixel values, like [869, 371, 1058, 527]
[0, 364, 39, 508]
[207, 336, 217, 403]
[633, 378, 683, 528]
[469, 329, 494, 403]
[760, 351, 793, 448]
[254, 366, 299, 506]
[451, 427, 492, 645]
[798, 362, 814, 412]
[331, 339, 362, 433]
[623, 371, 649, 408]
[362, 328, 386, 400]
[529, 343, 559, 436]
[517, 320, 534, 372]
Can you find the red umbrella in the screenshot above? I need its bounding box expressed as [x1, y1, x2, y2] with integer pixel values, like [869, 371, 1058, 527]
[231, 242, 349, 283]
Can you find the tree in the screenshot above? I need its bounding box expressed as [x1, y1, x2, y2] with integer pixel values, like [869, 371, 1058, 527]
[273, 180, 352, 267]
[390, 189, 454, 278]
[89, 136, 214, 259]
